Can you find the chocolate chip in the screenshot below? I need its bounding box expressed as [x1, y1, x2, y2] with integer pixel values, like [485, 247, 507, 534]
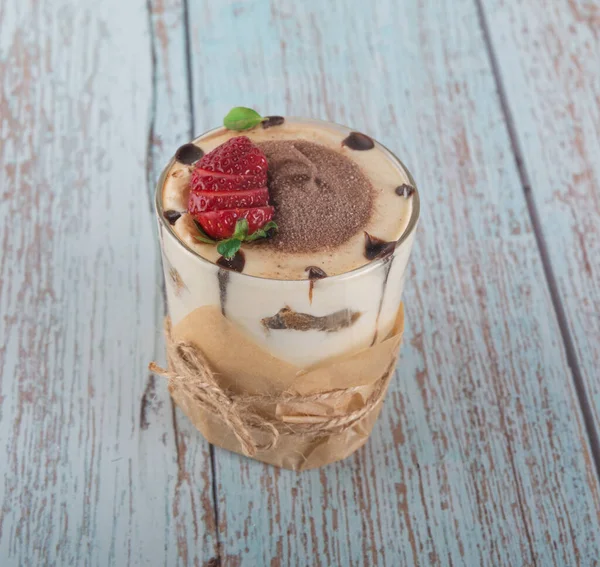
[216, 251, 246, 273]
[395, 184, 415, 198]
[261, 116, 285, 129]
[342, 132, 375, 151]
[217, 269, 229, 316]
[164, 210, 182, 225]
[364, 232, 396, 260]
[306, 266, 327, 304]
[175, 143, 204, 164]
[305, 266, 327, 280]
[264, 225, 278, 239]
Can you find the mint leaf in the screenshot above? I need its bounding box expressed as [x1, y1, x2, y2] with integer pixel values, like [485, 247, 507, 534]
[223, 107, 263, 131]
[195, 215, 275, 258]
[245, 230, 266, 242]
[245, 221, 278, 242]
[232, 218, 249, 240]
[217, 238, 242, 259]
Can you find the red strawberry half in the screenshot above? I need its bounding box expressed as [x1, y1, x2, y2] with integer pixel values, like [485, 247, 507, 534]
[200, 136, 268, 176]
[188, 187, 269, 213]
[187, 135, 276, 245]
[190, 168, 266, 192]
[190, 136, 268, 192]
[195, 207, 275, 240]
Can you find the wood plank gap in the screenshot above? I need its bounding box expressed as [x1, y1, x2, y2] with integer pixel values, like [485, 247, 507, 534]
[182, 0, 222, 560]
[142, 0, 163, 441]
[147, 0, 219, 559]
[145, 0, 159, 213]
[143, 0, 168, 432]
[209, 444, 222, 558]
[474, 0, 600, 483]
[182, 0, 195, 138]
[171, 396, 182, 474]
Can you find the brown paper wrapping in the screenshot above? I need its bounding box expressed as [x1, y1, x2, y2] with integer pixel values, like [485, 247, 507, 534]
[166, 304, 404, 471]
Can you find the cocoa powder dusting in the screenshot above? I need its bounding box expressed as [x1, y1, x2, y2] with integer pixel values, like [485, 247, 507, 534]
[257, 140, 374, 253]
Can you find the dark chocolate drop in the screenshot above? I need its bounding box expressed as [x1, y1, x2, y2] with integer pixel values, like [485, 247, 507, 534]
[371, 256, 394, 346]
[306, 266, 327, 304]
[217, 269, 229, 316]
[216, 251, 246, 273]
[175, 143, 204, 164]
[364, 232, 396, 260]
[342, 132, 375, 151]
[261, 116, 285, 129]
[395, 184, 415, 198]
[305, 266, 327, 280]
[164, 210, 182, 225]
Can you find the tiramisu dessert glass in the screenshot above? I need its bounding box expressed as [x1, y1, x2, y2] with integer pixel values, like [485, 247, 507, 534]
[154, 108, 419, 470]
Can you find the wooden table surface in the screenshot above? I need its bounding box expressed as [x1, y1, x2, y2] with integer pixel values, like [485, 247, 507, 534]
[1, 0, 599, 565]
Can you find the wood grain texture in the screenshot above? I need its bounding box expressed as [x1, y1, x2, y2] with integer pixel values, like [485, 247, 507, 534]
[183, 0, 600, 565]
[481, 0, 600, 437]
[2, 0, 600, 565]
[0, 0, 216, 565]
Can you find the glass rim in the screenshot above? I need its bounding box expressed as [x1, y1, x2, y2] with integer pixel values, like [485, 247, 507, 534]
[155, 117, 420, 283]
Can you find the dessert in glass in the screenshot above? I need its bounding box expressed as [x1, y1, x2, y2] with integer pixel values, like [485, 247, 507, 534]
[153, 108, 419, 470]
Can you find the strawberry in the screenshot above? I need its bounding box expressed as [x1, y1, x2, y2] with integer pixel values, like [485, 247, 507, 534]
[187, 135, 277, 254]
[201, 136, 267, 176]
[188, 187, 269, 213]
[194, 206, 274, 240]
[190, 136, 267, 192]
[190, 168, 266, 192]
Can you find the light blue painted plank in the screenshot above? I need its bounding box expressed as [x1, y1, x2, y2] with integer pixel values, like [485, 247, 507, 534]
[482, 0, 600, 438]
[0, 0, 216, 565]
[184, 0, 600, 565]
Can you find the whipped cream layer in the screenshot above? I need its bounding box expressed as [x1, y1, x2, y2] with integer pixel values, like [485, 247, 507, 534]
[161, 119, 414, 280]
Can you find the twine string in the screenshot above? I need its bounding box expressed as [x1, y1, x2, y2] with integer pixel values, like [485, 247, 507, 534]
[149, 318, 394, 457]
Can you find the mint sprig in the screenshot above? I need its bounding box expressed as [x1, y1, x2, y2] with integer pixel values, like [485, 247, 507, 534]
[196, 218, 278, 259]
[223, 107, 264, 131]
[217, 239, 243, 258]
[245, 221, 278, 242]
